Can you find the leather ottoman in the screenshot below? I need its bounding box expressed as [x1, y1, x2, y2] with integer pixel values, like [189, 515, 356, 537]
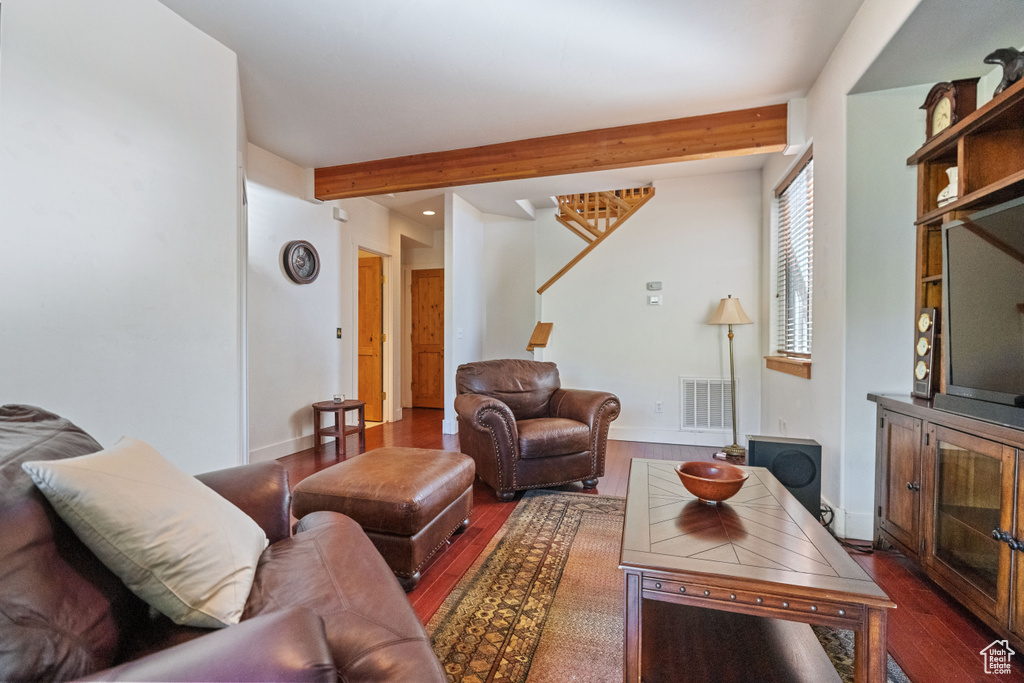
[291, 447, 474, 591]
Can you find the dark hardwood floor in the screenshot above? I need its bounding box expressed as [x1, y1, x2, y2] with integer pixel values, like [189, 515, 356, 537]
[278, 408, 1024, 682]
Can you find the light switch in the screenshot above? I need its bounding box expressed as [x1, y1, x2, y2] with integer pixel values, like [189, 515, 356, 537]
[647, 295, 662, 306]
[647, 281, 662, 291]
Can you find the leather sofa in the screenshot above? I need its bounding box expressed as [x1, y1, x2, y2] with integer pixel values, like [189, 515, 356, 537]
[454, 359, 620, 501]
[0, 405, 446, 683]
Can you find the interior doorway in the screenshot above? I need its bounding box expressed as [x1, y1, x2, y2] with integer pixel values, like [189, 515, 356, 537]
[410, 268, 444, 408]
[358, 251, 384, 422]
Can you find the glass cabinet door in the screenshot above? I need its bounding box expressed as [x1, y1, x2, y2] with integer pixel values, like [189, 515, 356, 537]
[929, 426, 1014, 624]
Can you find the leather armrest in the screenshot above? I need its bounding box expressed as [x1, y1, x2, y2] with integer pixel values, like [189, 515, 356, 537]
[454, 393, 519, 442]
[77, 607, 336, 682]
[551, 389, 620, 428]
[196, 461, 291, 544]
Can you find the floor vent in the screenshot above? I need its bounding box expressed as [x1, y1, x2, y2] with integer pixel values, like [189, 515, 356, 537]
[680, 378, 733, 431]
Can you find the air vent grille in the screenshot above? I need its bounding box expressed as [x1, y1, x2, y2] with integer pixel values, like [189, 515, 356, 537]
[681, 378, 733, 431]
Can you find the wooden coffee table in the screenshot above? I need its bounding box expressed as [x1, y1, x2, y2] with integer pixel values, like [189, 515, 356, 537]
[620, 459, 895, 683]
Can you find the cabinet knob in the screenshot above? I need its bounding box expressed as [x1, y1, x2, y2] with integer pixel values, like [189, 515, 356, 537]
[993, 528, 1013, 544]
[1010, 539, 1021, 551]
[906, 482, 921, 491]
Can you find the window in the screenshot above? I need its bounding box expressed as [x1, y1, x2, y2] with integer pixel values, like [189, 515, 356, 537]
[775, 151, 813, 358]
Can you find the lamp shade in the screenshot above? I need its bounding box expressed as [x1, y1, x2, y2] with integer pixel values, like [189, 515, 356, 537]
[708, 295, 752, 326]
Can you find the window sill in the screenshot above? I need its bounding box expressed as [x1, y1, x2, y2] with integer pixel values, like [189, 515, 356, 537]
[765, 355, 812, 380]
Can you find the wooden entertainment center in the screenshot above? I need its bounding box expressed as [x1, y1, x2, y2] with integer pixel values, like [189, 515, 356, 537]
[872, 76, 1024, 650]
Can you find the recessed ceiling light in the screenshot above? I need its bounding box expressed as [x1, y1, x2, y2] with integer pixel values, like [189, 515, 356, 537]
[423, 210, 436, 216]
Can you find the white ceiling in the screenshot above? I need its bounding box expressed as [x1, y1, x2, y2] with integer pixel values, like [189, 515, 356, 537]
[158, 0, 1019, 229]
[852, 0, 1023, 95]
[374, 155, 769, 229]
[158, 0, 865, 170]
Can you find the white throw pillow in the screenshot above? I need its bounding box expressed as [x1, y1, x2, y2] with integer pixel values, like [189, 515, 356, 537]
[22, 437, 268, 628]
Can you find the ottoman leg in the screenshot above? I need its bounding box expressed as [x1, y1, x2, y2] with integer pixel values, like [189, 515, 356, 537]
[581, 477, 599, 490]
[496, 490, 517, 502]
[398, 571, 421, 592]
[453, 517, 470, 534]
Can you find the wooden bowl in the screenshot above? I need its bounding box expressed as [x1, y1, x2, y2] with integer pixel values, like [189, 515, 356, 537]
[675, 461, 749, 504]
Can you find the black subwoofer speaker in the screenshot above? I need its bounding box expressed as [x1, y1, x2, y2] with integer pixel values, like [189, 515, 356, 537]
[747, 435, 822, 520]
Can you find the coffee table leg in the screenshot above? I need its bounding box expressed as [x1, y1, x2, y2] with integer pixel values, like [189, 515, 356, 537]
[854, 607, 888, 683]
[624, 569, 642, 683]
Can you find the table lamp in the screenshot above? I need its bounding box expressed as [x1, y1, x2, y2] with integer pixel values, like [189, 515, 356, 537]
[708, 295, 753, 460]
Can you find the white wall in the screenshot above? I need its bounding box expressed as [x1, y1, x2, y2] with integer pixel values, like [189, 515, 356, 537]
[443, 194, 486, 432]
[246, 144, 350, 461]
[246, 144, 402, 459]
[0, 0, 245, 473]
[758, 0, 922, 538]
[403, 227, 445, 269]
[539, 172, 763, 446]
[483, 216, 536, 360]
[843, 84, 930, 535]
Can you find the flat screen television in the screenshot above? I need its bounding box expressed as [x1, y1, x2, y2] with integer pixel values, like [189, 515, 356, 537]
[934, 195, 1024, 429]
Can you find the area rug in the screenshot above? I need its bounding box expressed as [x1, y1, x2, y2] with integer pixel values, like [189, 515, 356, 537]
[427, 489, 909, 683]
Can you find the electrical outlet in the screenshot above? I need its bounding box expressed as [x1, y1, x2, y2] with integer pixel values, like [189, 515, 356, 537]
[336, 328, 343, 339]
[655, 401, 663, 413]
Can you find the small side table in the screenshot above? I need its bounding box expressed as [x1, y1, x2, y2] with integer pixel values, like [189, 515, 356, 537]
[312, 399, 366, 457]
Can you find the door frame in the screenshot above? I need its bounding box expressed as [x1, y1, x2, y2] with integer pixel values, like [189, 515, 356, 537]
[352, 242, 393, 423]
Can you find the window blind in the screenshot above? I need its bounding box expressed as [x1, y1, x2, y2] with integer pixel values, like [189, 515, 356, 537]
[776, 156, 813, 356]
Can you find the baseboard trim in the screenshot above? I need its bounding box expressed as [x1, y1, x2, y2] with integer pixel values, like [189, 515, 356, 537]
[249, 435, 315, 463]
[844, 510, 874, 542]
[818, 495, 873, 541]
[822, 494, 845, 537]
[442, 418, 458, 435]
[609, 425, 732, 448]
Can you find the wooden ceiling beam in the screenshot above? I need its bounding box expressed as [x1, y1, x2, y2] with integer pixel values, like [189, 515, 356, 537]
[314, 104, 787, 200]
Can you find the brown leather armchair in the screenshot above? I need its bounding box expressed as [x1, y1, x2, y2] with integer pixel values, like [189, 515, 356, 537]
[454, 359, 620, 501]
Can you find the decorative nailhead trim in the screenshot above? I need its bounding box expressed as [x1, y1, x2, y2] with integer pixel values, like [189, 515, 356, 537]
[478, 406, 516, 488]
[399, 515, 472, 577]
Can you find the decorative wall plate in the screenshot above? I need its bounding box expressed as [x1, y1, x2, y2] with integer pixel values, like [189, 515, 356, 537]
[283, 240, 320, 284]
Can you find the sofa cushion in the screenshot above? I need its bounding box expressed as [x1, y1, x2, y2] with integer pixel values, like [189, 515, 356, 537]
[517, 417, 590, 459]
[22, 437, 268, 629]
[244, 511, 446, 682]
[0, 405, 144, 682]
[455, 359, 560, 420]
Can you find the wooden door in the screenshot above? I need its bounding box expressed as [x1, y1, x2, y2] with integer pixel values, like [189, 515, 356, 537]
[878, 410, 923, 555]
[358, 255, 383, 422]
[411, 268, 444, 409]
